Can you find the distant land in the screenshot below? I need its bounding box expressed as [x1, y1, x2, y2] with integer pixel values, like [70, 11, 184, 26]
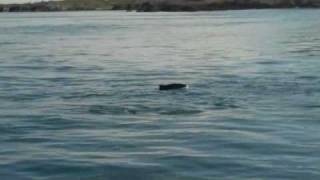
[0, 0, 320, 12]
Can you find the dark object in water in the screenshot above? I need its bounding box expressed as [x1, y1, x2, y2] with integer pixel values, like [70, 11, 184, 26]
[159, 83, 187, 91]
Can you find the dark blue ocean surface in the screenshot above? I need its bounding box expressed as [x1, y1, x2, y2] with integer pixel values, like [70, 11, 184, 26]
[0, 10, 319, 180]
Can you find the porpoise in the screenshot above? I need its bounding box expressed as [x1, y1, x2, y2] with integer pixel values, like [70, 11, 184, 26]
[159, 83, 187, 91]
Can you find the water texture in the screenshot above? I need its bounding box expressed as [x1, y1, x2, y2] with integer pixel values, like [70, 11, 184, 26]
[0, 10, 319, 180]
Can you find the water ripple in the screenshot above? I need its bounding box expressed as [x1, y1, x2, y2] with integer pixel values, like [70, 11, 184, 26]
[0, 10, 320, 180]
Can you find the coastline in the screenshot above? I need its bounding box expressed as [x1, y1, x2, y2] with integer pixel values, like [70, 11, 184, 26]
[0, 0, 320, 12]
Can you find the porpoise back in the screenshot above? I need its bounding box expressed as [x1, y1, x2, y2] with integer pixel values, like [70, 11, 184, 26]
[159, 83, 187, 91]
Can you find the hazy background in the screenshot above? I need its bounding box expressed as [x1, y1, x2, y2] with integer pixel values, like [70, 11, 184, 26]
[0, 0, 48, 4]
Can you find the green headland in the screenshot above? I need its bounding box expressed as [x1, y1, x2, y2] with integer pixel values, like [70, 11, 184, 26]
[0, 0, 319, 12]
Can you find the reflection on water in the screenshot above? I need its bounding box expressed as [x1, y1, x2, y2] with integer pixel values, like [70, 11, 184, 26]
[0, 9, 320, 180]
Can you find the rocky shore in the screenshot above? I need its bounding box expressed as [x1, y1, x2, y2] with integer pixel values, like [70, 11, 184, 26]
[136, 0, 320, 11]
[0, 0, 319, 12]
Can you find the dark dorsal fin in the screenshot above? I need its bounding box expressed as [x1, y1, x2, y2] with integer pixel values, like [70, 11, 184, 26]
[159, 83, 187, 91]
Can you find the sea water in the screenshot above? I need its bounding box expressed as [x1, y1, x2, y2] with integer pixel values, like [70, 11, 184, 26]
[0, 9, 319, 180]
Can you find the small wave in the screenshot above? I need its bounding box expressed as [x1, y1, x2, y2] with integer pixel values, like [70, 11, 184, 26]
[0, 41, 17, 45]
[210, 97, 240, 110]
[8, 158, 166, 180]
[256, 60, 284, 65]
[0, 125, 19, 134]
[160, 109, 203, 115]
[297, 75, 318, 80]
[217, 74, 240, 79]
[88, 105, 137, 115]
[21, 115, 98, 131]
[213, 102, 240, 110]
[4, 137, 53, 144]
[0, 65, 48, 70]
[62, 92, 111, 100]
[54, 65, 76, 71]
[40, 77, 74, 83]
[72, 52, 90, 56]
[289, 48, 320, 57]
[301, 105, 320, 109]
[0, 93, 51, 102]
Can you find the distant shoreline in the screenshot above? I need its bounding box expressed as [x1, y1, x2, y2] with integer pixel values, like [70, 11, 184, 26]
[1, 8, 320, 14]
[1, 0, 319, 13]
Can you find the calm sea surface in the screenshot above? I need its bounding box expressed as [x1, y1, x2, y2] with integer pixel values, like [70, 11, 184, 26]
[0, 10, 319, 180]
